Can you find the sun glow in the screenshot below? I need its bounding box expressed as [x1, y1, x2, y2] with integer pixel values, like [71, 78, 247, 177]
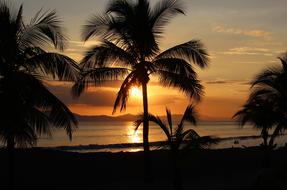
[127, 125, 142, 144]
[131, 86, 142, 98]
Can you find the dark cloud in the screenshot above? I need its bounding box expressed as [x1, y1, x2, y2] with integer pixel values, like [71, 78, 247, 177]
[149, 95, 183, 105]
[204, 80, 250, 85]
[45, 81, 185, 108]
[205, 80, 229, 84]
[46, 83, 117, 106]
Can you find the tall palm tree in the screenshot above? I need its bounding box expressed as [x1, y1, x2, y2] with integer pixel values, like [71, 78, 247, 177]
[0, 2, 79, 189]
[234, 53, 287, 148]
[72, 0, 209, 180]
[134, 105, 218, 190]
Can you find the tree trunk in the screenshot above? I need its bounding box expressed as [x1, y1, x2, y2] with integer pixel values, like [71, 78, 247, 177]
[7, 136, 15, 190]
[262, 128, 268, 148]
[142, 82, 151, 182]
[261, 128, 270, 168]
[269, 125, 280, 148]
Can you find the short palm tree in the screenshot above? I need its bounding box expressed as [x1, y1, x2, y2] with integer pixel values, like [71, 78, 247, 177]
[72, 0, 209, 180]
[233, 96, 279, 148]
[134, 105, 219, 190]
[234, 53, 287, 148]
[0, 2, 79, 189]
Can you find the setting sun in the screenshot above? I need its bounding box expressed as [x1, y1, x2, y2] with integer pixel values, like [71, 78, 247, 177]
[131, 87, 142, 98]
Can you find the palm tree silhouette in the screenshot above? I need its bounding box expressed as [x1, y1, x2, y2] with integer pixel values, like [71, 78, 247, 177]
[72, 0, 209, 181]
[0, 2, 79, 189]
[234, 53, 287, 149]
[233, 96, 278, 148]
[134, 105, 218, 190]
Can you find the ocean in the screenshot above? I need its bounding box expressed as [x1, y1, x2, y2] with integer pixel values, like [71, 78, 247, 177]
[36, 121, 287, 152]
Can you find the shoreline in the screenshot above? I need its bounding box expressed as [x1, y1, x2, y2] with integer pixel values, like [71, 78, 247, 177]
[41, 134, 287, 152]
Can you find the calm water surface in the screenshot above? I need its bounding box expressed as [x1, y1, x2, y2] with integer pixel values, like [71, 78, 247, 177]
[37, 121, 287, 152]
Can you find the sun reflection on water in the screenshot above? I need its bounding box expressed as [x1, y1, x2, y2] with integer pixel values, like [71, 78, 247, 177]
[127, 124, 142, 144]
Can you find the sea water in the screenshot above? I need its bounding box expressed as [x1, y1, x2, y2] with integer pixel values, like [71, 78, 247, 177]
[36, 121, 287, 152]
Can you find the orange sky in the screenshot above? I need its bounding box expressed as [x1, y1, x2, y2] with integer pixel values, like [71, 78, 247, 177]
[22, 0, 287, 120]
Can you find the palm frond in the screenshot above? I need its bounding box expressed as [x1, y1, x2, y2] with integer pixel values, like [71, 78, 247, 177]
[81, 40, 135, 69]
[180, 104, 197, 126]
[25, 105, 51, 137]
[19, 9, 67, 50]
[13, 72, 78, 140]
[233, 95, 278, 129]
[166, 108, 173, 134]
[156, 40, 210, 68]
[134, 113, 171, 142]
[150, 0, 184, 38]
[106, 0, 135, 16]
[251, 67, 281, 88]
[27, 52, 80, 81]
[72, 67, 129, 97]
[113, 71, 139, 113]
[153, 58, 196, 76]
[156, 70, 203, 100]
[82, 14, 116, 42]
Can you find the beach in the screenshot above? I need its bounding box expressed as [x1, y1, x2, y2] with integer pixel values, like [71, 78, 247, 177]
[1, 147, 287, 190]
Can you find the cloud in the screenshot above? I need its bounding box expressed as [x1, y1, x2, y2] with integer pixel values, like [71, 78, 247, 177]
[204, 80, 250, 85]
[213, 25, 270, 38]
[205, 80, 229, 84]
[45, 81, 181, 108]
[221, 47, 273, 56]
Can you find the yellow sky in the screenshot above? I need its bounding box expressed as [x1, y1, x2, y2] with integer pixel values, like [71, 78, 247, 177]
[22, 0, 287, 119]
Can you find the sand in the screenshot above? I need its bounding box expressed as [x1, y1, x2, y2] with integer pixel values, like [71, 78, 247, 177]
[0, 147, 287, 190]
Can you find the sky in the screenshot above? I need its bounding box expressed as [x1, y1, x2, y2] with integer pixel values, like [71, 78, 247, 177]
[18, 0, 287, 120]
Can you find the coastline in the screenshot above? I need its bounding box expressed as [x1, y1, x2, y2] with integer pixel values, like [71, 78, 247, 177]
[44, 134, 287, 153]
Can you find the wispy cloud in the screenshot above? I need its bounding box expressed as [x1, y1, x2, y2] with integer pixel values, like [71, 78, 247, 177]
[204, 80, 250, 85]
[221, 47, 273, 56]
[213, 25, 271, 38]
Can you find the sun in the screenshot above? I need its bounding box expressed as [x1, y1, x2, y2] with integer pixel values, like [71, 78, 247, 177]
[131, 86, 142, 98]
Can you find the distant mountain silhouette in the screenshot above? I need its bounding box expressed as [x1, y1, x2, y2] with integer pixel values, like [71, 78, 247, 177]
[74, 113, 231, 122]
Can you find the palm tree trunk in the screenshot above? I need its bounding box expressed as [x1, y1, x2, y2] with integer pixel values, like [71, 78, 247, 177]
[142, 82, 151, 182]
[262, 128, 268, 148]
[7, 136, 15, 190]
[269, 125, 280, 148]
[261, 128, 270, 168]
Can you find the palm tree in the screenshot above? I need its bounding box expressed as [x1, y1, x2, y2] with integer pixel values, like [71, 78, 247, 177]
[72, 0, 209, 180]
[134, 105, 219, 190]
[251, 53, 287, 148]
[233, 96, 279, 148]
[0, 2, 79, 189]
[234, 53, 287, 149]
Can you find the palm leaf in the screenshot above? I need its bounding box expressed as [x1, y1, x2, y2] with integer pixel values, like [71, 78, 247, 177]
[81, 40, 135, 69]
[156, 40, 210, 68]
[150, 0, 184, 38]
[113, 71, 138, 113]
[72, 67, 129, 97]
[134, 113, 171, 142]
[166, 108, 173, 135]
[13, 72, 78, 140]
[27, 52, 80, 81]
[180, 104, 197, 125]
[157, 70, 203, 100]
[19, 9, 67, 50]
[153, 57, 196, 76]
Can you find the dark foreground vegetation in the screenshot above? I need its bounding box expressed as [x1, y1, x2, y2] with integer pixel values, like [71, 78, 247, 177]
[0, 148, 287, 190]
